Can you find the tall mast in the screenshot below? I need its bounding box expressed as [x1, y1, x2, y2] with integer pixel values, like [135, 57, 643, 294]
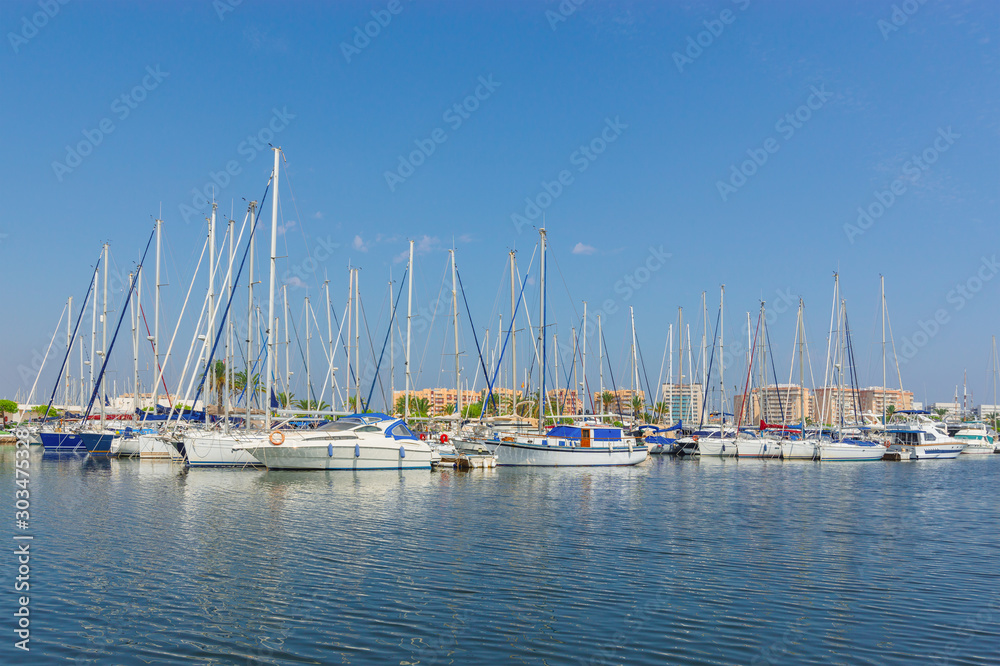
[881, 275, 886, 424]
[451, 248, 460, 417]
[326, 281, 334, 412]
[538, 227, 547, 434]
[571, 326, 578, 415]
[678, 307, 684, 401]
[405, 240, 414, 420]
[798, 298, 805, 432]
[206, 205, 216, 426]
[553, 332, 559, 417]
[64, 296, 72, 408]
[598, 313, 604, 416]
[630, 305, 638, 417]
[701, 291, 708, 395]
[226, 216, 234, 427]
[78, 334, 84, 409]
[720, 285, 725, 427]
[264, 147, 280, 430]
[510, 251, 517, 416]
[89, 268, 98, 398]
[100, 242, 109, 427]
[246, 201, 256, 429]
[130, 274, 139, 425]
[305, 295, 312, 408]
[356, 273, 364, 409]
[283, 285, 290, 405]
[581, 301, 587, 416]
[388, 273, 394, 412]
[745, 311, 751, 423]
[151, 219, 161, 414]
[346, 268, 354, 410]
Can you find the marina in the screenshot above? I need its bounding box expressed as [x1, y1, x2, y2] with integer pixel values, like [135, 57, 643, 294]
[2, 2, 998, 663]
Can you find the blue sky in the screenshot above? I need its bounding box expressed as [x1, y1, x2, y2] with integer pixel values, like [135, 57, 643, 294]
[1, 0, 997, 411]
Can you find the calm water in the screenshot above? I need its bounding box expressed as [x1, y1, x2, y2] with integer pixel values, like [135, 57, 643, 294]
[2, 448, 998, 665]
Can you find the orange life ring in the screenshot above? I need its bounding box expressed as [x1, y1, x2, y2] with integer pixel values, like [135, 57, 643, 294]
[269, 430, 285, 446]
[439, 433, 449, 444]
[419, 433, 427, 441]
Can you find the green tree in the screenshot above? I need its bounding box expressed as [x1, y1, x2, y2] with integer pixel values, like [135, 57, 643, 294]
[601, 391, 615, 414]
[211, 360, 227, 407]
[276, 392, 295, 409]
[0, 399, 17, 426]
[885, 404, 896, 423]
[31, 405, 61, 419]
[630, 395, 645, 419]
[933, 407, 949, 421]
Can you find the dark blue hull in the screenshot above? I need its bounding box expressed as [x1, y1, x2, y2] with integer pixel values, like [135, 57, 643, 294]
[40, 431, 115, 455]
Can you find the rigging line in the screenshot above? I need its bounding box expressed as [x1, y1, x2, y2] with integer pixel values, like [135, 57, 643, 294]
[190, 180, 271, 414]
[358, 290, 387, 410]
[84, 226, 156, 419]
[416, 254, 451, 387]
[736, 309, 762, 431]
[138, 304, 174, 409]
[456, 267, 493, 406]
[364, 268, 408, 412]
[33, 302, 69, 413]
[764, 318, 784, 427]
[696, 307, 721, 429]
[844, 307, 863, 423]
[600, 326, 624, 420]
[480, 260, 532, 420]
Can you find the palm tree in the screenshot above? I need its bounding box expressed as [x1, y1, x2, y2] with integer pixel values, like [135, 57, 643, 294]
[630, 395, 645, 419]
[885, 404, 896, 423]
[933, 407, 949, 421]
[294, 398, 330, 412]
[276, 392, 295, 409]
[601, 391, 614, 415]
[211, 360, 227, 407]
[653, 401, 670, 422]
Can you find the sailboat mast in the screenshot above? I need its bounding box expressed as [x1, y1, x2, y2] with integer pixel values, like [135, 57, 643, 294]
[226, 216, 234, 426]
[630, 305, 638, 416]
[405, 240, 413, 420]
[581, 301, 587, 416]
[246, 201, 256, 429]
[64, 296, 72, 408]
[327, 280, 334, 412]
[283, 285, 290, 406]
[598, 313, 604, 415]
[881, 275, 886, 424]
[510, 250, 517, 416]
[355, 269, 361, 412]
[152, 219, 161, 413]
[388, 274, 394, 411]
[720, 285, 725, 427]
[90, 268, 97, 398]
[208, 203, 216, 419]
[131, 274, 138, 425]
[798, 299, 805, 432]
[265, 147, 280, 430]
[100, 242, 109, 427]
[305, 295, 312, 408]
[538, 227, 547, 435]
[451, 248, 460, 418]
[702, 291, 708, 396]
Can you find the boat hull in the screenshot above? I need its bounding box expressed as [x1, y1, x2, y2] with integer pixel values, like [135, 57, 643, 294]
[819, 442, 887, 461]
[183, 433, 263, 467]
[494, 440, 647, 466]
[697, 438, 737, 457]
[40, 431, 115, 455]
[246, 441, 433, 470]
[736, 439, 781, 458]
[780, 440, 818, 460]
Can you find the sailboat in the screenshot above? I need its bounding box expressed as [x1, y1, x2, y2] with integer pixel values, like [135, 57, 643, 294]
[817, 276, 887, 461]
[780, 300, 819, 459]
[697, 286, 737, 457]
[491, 229, 647, 466]
[735, 304, 781, 458]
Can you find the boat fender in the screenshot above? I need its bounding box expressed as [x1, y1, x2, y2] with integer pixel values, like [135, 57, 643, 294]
[399, 445, 406, 458]
[354, 443, 360, 458]
[328, 443, 334, 458]
[269, 431, 284, 446]
[440, 433, 449, 444]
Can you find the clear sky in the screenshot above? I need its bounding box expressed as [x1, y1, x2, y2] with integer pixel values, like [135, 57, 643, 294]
[1, 0, 997, 411]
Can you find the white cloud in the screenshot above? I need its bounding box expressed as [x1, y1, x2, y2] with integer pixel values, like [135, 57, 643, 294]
[277, 220, 296, 236]
[353, 235, 368, 252]
[284, 276, 307, 289]
[572, 242, 597, 255]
